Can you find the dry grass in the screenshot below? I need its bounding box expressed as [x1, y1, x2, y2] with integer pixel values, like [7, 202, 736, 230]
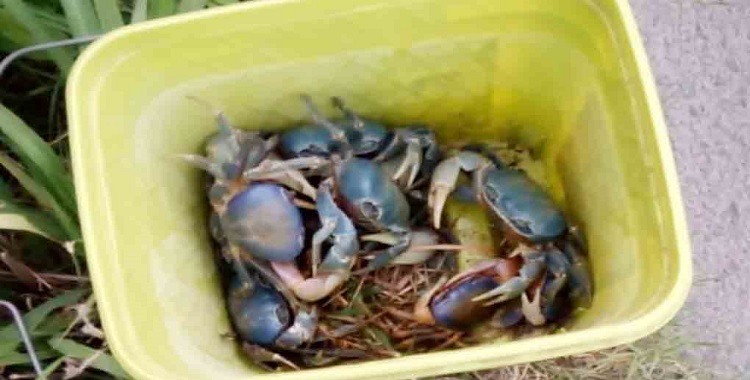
[430, 327, 709, 380]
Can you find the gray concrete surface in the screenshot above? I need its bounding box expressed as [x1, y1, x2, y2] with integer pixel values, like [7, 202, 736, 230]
[630, 0, 749, 377]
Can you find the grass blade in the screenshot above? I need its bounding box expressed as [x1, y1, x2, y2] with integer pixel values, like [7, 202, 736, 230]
[30, 5, 72, 34]
[0, 103, 78, 222]
[33, 312, 78, 336]
[0, 0, 76, 74]
[0, 154, 80, 241]
[93, 0, 124, 31]
[0, 289, 87, 355]
[0, 9, 35, 49]
[148, 0, 176, 18]
[60, 0, 102, 37]
[177, 0, 206, 13]
[0, 348, 57, 367]
[0, 177, 12, 199]
[130, 0, 148, 23]
[0, 200, 68, 241]
[48, 337, 129, 378]
[40, 355, 66, 378]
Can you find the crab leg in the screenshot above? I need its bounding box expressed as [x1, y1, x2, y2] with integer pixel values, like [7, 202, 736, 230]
[310, 220, 337, 277]
[362, 229, 442, 266]
[363, 229, 412, 271]
[178, 154, 223, 178]
[562, 239, 593, 309]
[332, 96, 365, 130]
[254, 166, 318, 200]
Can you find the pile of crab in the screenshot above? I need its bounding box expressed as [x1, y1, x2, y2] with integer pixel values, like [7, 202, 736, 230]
[181, 96, 594, 370]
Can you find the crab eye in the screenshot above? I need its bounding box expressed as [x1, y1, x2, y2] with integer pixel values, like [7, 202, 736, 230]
[361, 201, 382, 221]
[357, 140, 378, 151]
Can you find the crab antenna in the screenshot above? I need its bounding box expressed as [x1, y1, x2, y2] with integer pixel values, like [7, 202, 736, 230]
[331, 96, 365, 131]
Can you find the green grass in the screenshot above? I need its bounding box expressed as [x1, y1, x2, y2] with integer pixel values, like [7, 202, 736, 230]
[0, 0, 705, 378]
[0, 2, 245, 377]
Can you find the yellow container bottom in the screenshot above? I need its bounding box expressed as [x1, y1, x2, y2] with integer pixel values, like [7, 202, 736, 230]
[66, 0, 692, 379]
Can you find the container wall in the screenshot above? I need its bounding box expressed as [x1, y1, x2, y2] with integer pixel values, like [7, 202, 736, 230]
[69, 0, 687, 379]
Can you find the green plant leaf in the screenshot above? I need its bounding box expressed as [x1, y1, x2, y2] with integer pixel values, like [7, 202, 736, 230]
[0, 153, 79, 240]
[33, 310, 77, 337]
[0, 103, 78, 224]
[130, 0, 147, 23]
[209, 0, 238, 5]
[0, 0, 76, 74]
[148, 0, 176, 18]
[366, 326, 394, 351]
[0, 199, 68, 241]
[0, 347, 57, 366]
[48, 337, 130, 378]
[0, 9, 34, 48]
[60, 0, 102, 37]
[0, 289, 87, 355]
[177, 0, 206, 13]
[0, 177, 13, 199]
[93, 0, 124, 31]
[40, 355, 66, 378]
[30, 4, 72, 34]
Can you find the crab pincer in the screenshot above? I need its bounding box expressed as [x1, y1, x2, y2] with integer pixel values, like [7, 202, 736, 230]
[271, 179, 360, 302]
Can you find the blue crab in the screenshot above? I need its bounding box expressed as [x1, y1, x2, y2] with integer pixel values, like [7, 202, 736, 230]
[181, 100, 359, 302]
[226, 255, 317, 369]
[279, 96, 439, 190]
[414, 159, 593, 330]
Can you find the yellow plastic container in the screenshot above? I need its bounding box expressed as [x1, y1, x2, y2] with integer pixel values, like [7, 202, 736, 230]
[66, 0, 692, 379]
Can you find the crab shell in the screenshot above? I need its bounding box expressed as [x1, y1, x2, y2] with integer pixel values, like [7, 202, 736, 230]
[480, 167, 568, 244]
[221, 183, 305, 262]
[227, 275, 291, 346]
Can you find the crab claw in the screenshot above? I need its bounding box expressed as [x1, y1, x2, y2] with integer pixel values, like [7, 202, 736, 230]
[414, 276, 448, 325]
[272, 261, 348, 302]
[428, 157, 461, 229]
[392, 139, 423, 189]
[429, 151, 489, 229]
[471, 249, 546, 305]
[270, 180, 358, 302]
[274, 306, 318, 348]
[521, 285, 545, 326]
